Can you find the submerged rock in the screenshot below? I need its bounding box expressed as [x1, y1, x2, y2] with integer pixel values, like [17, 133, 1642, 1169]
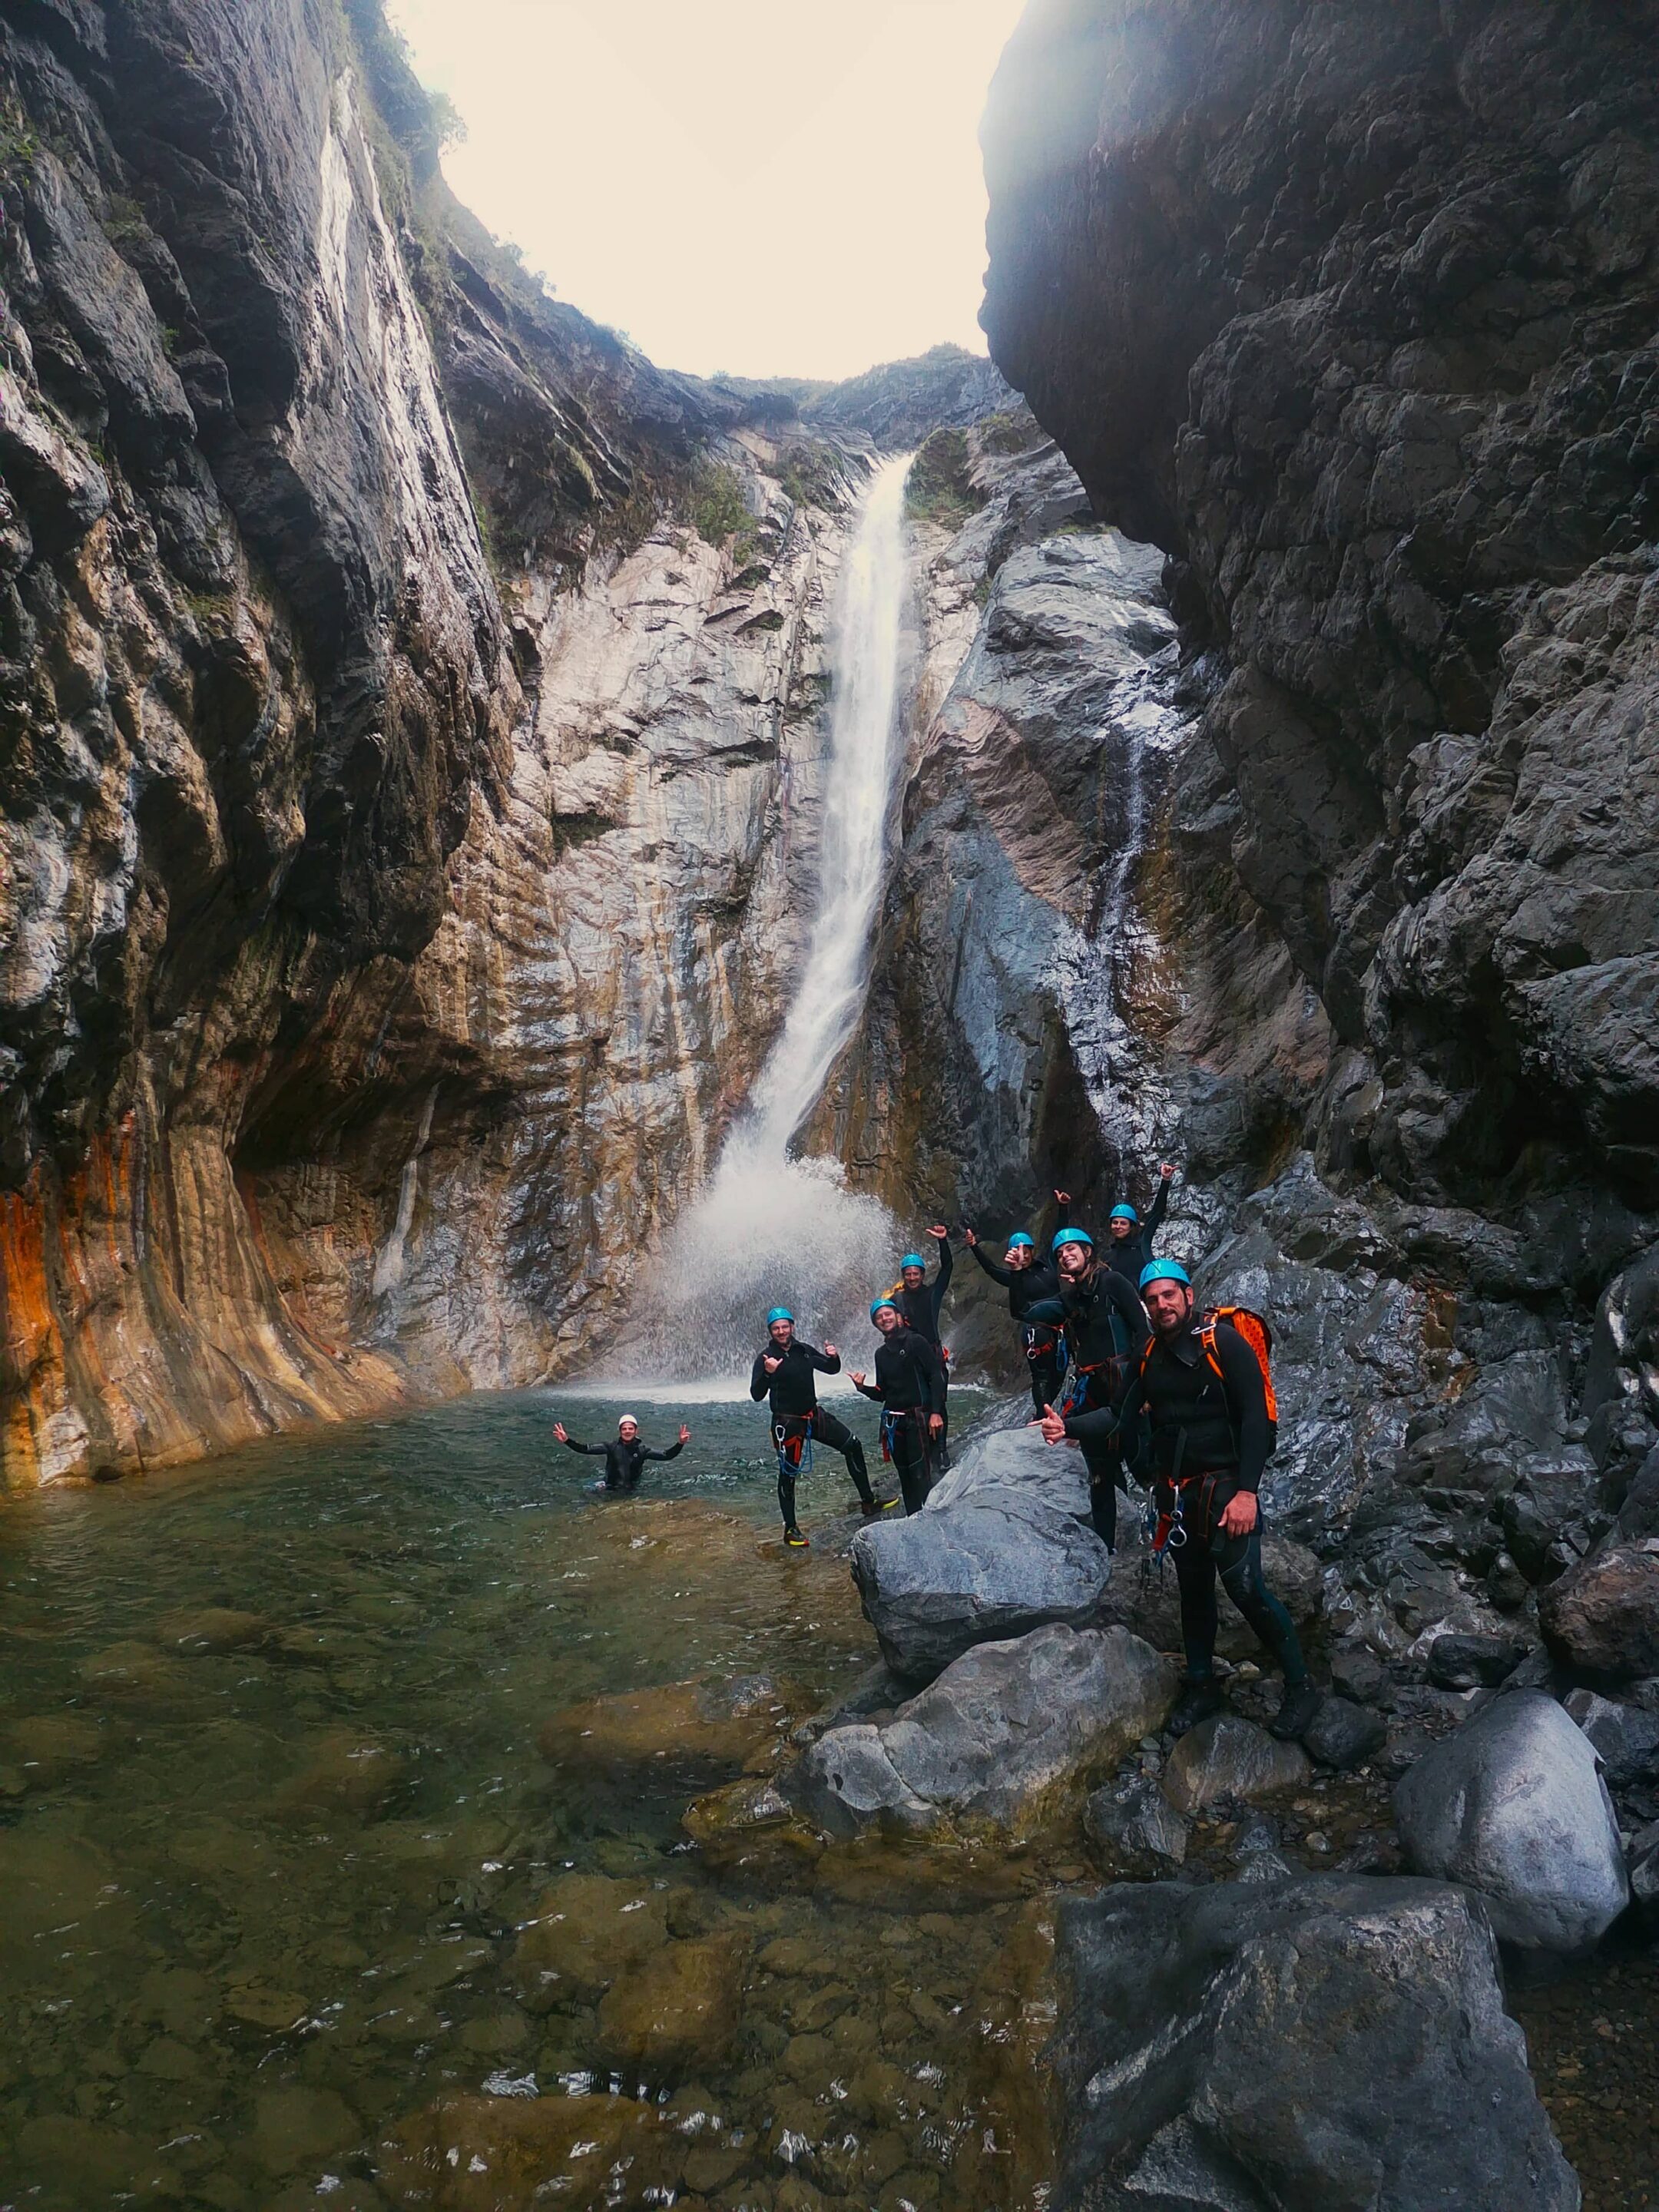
[510, 1871, 669, 2010]
[595, 1933, 748, 2075]
[1394, 1691, 1629, 1953]
[538, 1674, 795, 1786]
[379, 2091, 684, 2209]
[1161, 1714, 1311, 1813]
[848, 1491, 1111, 1681]
[796, 1623, 1174, 1839]
[1048, 1876, 1578, 2211]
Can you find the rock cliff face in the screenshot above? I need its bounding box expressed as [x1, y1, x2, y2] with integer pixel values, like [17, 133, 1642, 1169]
[980, 0, 1659, 1220]
[0, 0, 954, 1483]
[843, 1, 1657, 1636]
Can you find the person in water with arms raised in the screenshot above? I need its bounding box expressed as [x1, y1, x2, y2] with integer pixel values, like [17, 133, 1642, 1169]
[750, 1307, 889, 1547]
[851, 1297, 945, 1516]
[1037, 1259, 1317, 1742]
[1104, 1162, 1177, 1284]
[965, 1188, 1072, 1415]
[891, 1224, 953, 1462]
[553, 1413, 690, 1492]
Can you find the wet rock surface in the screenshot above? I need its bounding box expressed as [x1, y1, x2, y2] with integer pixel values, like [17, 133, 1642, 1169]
[1050, 1876, 1580, 2212]
[1162, 1714, 1312, 1815]
[797, 1623, 1175, 1838]
[1395, 1690, 1630, 1954]
[848, 1475, 1114, 1681]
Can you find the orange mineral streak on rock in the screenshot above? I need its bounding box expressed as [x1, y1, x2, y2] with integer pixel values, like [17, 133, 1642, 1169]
[0, 1120, 409, 1492]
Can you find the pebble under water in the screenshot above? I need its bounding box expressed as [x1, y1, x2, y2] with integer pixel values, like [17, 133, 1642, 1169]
[0, 1386, 1068, 2212]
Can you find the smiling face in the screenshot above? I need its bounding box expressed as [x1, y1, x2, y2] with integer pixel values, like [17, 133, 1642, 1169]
[618, 1419, 640, 1442]
[900, 1266, 924, 1291]
[769, 1320, 794, 1349]
[1058, 1243, 1090, 1280]
[1109, 1216, 1135, 1240]
[1144, 1280, 1194, 1336]
[874, 1306, 901, 1337]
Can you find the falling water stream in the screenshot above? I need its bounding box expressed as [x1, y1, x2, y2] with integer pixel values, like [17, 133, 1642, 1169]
[615, 454, 915, 1381]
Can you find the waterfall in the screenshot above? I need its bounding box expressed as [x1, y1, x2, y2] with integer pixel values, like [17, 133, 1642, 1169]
[609, 455, 913, 1385]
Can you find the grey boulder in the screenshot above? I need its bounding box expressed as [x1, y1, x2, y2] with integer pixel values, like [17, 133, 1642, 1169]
[795, 1624, 1174, 1839]
[1540, 1541, 1659, 1681]
[1084, 1773, 1190, 1875]
[1562, 1688, 1659, 1785]
[1162, 1714, 1311, 1813]
[849, 1484, 1111, 1681]
[1049, 1876, 1579, 2211]
[922, 1424, 1091, 1521]
[1303, 1695, 1387, 1771]
[1394, 1690, 1629, 1952]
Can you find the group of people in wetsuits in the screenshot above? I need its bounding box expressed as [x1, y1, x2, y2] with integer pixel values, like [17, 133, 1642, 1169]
[556, 1162, 1318, 1743]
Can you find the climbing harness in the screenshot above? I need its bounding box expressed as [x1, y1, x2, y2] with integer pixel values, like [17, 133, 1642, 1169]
[774, 1417, 814, 1479]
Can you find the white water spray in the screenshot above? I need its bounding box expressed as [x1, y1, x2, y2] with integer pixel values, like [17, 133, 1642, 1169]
[616, 455, 914, 1381]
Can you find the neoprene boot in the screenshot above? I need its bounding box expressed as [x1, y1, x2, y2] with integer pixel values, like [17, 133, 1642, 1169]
[1167, 1677, 1225, 1737]
[1270, 1678, 1320, 1741]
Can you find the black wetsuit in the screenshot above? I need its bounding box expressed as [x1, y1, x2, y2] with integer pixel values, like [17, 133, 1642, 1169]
[749, 1339, 873, 1527]
[969, 1243, 1065, 1414]
[1104, 1178, 1171, 1286]
[1066, 1320, 1306, 1690]
[559, 1434, 685, 1491]
[853, 1327, 945, 1515]
[1026, 1265, 1150, 1549]
[894, 1240, 953, 1462]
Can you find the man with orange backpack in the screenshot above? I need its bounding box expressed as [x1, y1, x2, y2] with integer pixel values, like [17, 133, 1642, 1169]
[1036, 1258, 1317, 1743]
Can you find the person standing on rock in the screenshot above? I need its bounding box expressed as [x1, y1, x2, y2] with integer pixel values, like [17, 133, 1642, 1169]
[965, 1189, 1072, 1415]
[750, 1308, 887, 1547]
[850, 1296, 946, 1515]
[1104, 1163, 1177, 1285]
[1025, 1228, 1150, 1550]
[1038, 1259, 1317, 1742]
[892, 1225, 954, 1465]
[552, 1414, 690, 1492]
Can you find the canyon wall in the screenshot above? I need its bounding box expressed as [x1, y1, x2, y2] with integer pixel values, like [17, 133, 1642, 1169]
[839, 0, 1657, 1632]
[0, 0, 984, 1484]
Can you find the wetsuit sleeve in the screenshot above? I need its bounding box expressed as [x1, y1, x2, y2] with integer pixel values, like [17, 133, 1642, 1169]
[916, 1337, 946, 1413]
[1214, 1324, 1270, 1492]
[853, 1376, 885, 1402]
[560, 1437, 604, 1455]
[969, 1243, 1012, 1287]
[932, 1238, 953, 1314]
[1055, 1198, 1071, 1231]
[1144, 1177, 1171, 1240]
[645, 1439, 687, 1462]
[810, 1344, 842, 1375]
[750, 1354, 770, 1402]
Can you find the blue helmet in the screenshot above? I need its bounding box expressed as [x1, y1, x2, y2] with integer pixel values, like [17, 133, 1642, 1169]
[1008, 1232, 1035, 1250]
[900, 1252, 926, 1270]
[1109, 1204, 1140, 1224]
[767, 1306, 794, 1326]
[1139, 1260, 1191, 1290]
[870, 1295, 899, 1323]
[1052, 1227, 1093, 1253]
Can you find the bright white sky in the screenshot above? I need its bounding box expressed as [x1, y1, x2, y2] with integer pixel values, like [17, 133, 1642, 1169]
[384, 0, 1028, 382]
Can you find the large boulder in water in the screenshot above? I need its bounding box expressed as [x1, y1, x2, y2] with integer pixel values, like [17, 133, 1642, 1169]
[795, 1623, 1174, 1839]
[1394, 1690, 1629, 1953]
[1048, 1876, 1579, 2211]
[849, 1477, 1111, 1681]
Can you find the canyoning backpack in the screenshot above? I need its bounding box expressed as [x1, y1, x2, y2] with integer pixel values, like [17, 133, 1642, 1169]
[1138, 1305, 1279, 1458]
